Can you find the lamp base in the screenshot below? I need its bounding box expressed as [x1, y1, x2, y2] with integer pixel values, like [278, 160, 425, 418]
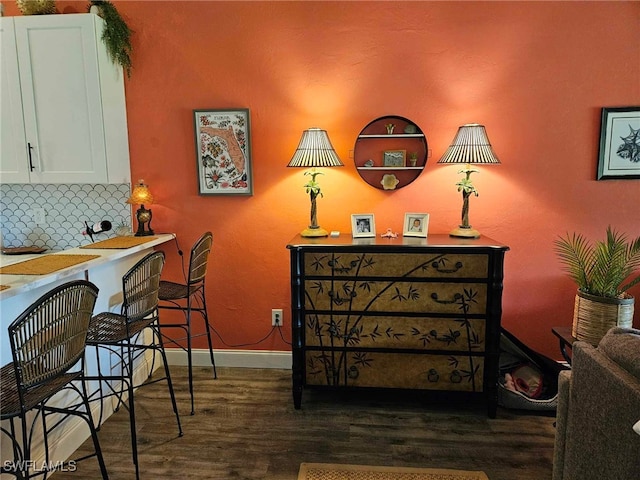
[301, 226, 329, 237]
[449, 225, 480, 239]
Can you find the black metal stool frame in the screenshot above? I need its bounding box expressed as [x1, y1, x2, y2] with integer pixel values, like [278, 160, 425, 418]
[84, 251, 182, 480]
[158, 231, 216, 415]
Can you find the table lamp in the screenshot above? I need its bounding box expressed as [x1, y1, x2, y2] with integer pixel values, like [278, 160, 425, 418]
[126, 179, 154, 236]
[437, 124, 500, 238]
[287, 128, 343, 237]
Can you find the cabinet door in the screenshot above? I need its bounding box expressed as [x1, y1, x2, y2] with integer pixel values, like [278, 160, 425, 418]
[14, 14, 109, 183]
[0, 18, 30, 183]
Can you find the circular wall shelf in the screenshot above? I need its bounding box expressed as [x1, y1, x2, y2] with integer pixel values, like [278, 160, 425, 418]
[354, 115, 428, 190]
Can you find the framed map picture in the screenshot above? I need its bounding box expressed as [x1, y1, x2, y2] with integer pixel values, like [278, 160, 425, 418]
[194, 108, 253, 195]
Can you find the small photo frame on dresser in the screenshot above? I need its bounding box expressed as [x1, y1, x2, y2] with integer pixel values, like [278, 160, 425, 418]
[403, 213, 429, 238]
[351, 213, 376, 238]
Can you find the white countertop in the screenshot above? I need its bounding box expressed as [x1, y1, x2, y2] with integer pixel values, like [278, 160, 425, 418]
[0, 234, 175, 301]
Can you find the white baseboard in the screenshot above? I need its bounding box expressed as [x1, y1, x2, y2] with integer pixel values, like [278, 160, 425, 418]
[165, 348, 292, 370]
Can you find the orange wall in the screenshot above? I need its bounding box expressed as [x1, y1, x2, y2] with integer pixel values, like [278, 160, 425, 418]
[5, 1, 639, 359]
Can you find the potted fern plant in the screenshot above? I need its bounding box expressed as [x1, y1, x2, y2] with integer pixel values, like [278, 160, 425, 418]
[89, 0, 132, 77]
[554, 226, 640, 345]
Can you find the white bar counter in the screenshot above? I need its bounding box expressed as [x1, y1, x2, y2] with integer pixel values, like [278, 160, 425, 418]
[0, 234, 175, 301]
[0, 234, 175, 469]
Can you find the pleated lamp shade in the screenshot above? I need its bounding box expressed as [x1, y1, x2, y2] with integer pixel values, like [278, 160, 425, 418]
[287, 128, 344, 168]
[437, 124, 501, 165]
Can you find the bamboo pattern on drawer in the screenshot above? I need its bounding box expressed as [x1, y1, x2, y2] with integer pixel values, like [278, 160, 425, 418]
[302, 252, 488, 391]
[305, 351, 485, 392]
[304, 252, 488, 278]
[306, 280, 487, 313]
[305, 315, 486, 351]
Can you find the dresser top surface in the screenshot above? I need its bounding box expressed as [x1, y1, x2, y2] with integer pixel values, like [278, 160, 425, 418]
[287, 234, 509, 251]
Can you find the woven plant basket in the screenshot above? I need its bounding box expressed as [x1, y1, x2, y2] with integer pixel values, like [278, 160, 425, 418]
[572, 290, 634, 346]
[16, 0, 56, 15]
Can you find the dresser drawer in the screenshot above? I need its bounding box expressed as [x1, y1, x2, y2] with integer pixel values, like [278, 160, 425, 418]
[304, 280, 487, 314]
[305, 315, 487, 352]
[304, 252, 489, 279]
[305, 350, 485, 392]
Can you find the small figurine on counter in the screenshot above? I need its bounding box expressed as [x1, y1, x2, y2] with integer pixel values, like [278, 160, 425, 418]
[381, 228, 398, 239]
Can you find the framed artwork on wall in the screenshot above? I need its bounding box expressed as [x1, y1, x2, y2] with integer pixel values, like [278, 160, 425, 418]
[597, 106, 640, 180]
[193, 108, 253, 195]
[403, 213, 430, 238]
[351, 213, 376, 238]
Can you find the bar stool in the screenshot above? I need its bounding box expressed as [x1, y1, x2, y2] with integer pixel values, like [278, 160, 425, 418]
[85, 251, 182, 480]
[158, 231, 216, 415]
[0, 280, 108, 480]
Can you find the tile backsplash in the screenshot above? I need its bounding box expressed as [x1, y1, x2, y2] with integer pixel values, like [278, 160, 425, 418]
[0, 184, 132, 252]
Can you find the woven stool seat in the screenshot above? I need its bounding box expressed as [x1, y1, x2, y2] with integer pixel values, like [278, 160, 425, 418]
[0, 364, 81, 416]
[159, 280, 190, 300]
[87, 312, 153, 344]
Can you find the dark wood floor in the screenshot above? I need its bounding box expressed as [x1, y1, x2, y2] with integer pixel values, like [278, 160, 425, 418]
[57, 366, 556, 479]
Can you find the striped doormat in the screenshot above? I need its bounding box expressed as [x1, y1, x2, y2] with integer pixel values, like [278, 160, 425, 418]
[298, 463, 489, 480]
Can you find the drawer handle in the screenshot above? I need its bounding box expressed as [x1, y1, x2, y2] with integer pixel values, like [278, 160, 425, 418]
[431, 261, 463, 273]
[431, 292, 463, 304]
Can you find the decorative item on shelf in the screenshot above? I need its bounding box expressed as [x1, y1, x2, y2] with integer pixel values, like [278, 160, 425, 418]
[408, 152, 418, 167]
[554, 226, 640, 346]
[16, 0, 56, 15]
[288, 128, 343, 237]
[380, 173, 399, 190]
[126, 179, 154, 236]
[383, 149, 406, 167]
[404, 124, 417, 134]
[437, 124, 501, 238]
[380, 228, 398, 239]
[385, 123, 395, 134]
[88, 1, 133, 77]
[363, 159, 374, 167]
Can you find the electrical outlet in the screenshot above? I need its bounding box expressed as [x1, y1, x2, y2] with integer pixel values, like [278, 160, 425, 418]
[272, 308, 283, 327]
[31, 207, 46, 225]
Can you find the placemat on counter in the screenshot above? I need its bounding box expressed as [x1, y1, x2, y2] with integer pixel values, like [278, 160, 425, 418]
[0, 255, 100, 275]
[80, 236, 158, 249]
[0, 285, 10, 291]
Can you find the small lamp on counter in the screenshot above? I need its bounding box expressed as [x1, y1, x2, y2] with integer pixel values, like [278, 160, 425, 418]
[437, 124, 501, 239]
[287, 128, 344, 237]
[126, 179, 154, 236]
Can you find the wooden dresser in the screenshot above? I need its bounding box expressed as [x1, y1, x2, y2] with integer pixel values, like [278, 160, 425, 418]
[287, 234, 509, 417]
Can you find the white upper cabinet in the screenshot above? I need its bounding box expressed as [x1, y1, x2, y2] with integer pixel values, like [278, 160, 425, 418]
[0, 14, 130, 184]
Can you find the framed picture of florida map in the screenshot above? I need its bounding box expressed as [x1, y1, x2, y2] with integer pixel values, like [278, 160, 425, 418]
[194, 108, 253, 195]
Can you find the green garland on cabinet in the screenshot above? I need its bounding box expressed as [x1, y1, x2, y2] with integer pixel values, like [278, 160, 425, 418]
[88, 1, 133, 77]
